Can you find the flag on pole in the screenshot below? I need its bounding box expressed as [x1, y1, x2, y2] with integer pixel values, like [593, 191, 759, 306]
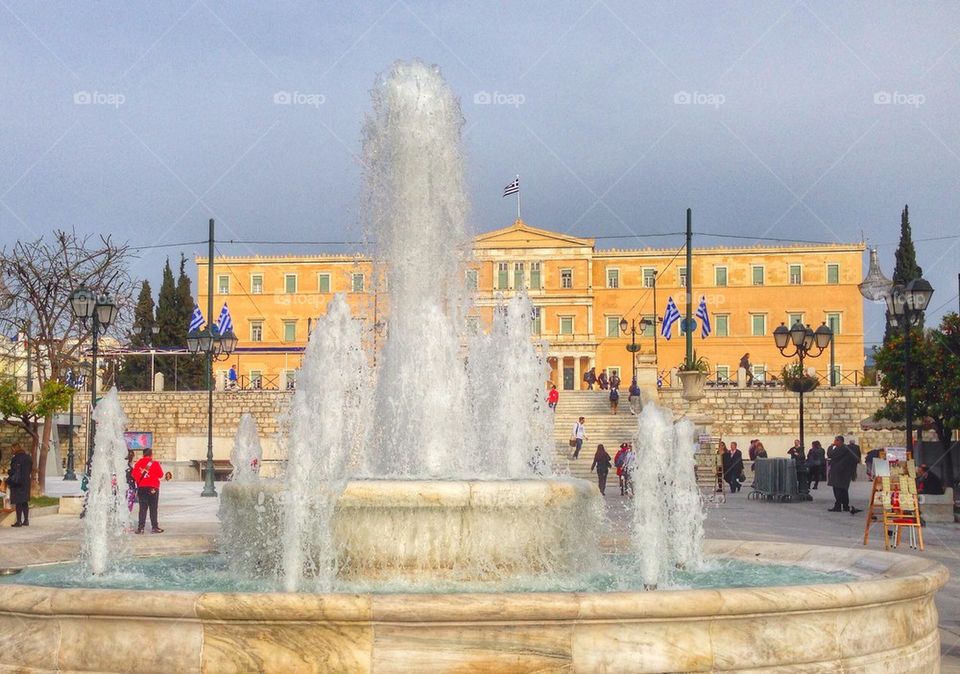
[502, 176, 520, 197]
[189, 305, 205, 332]
[216, 302, 233, 334]
[696, 295, 711, 338]
[661, 297, 681, 340]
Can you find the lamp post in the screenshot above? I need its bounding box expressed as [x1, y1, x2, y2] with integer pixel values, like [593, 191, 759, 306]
[187, 324, 238, 497]
[773, 320, 833, 500]
[69, 286, 118, 467]
[62, 368, 86, 481]
[619, 317, 652, 386]
[883, 278, 934, 457]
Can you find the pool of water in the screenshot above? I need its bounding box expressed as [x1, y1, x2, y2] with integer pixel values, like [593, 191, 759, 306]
[0, 554, 854, 594]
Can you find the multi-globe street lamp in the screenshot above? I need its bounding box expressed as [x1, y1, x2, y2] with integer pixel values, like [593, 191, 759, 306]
[883, 278, 934, 457]
[619, 317, 652, 386]
[773, 320, 833, 499]
[69, 286, 118, 467]
[187, 325, 238, 497]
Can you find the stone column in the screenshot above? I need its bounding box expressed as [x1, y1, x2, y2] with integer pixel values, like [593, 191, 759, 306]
[573, 355, 582, 391]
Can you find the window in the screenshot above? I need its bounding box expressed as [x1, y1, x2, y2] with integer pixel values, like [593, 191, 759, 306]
[351, 273, 365, 293]
[283, 320, 296, 342]
[466, 316, 480, 334]
[788, 313, 804, 328]
[218, 275, 230, 295]
[560, 268, 573, 289]
[250, 370, 263, 390]
[715, 314, 729, 337]
[531, 307, 542, 335]
[752, 266, 764, 286]
[529, 262, 541, 290]
[284, 274, 297, 294]
[827, 263, 840, 285]
[751, 364, 766, 383]
[751, 314, 766, 336]
[497, 262, 509, 289]
[642, 315, 656, 337]
[465, 269, 478, 291]
[513, 262, 525, 289]
[606, 267, 619, 289]
[606, 316, 622, 338]
[789, 264, 802, 285]
[318, 273, 331, 293]
[251, 274, 263, 295]
[715, 267, 727, 287]
[643, 268, 656, 288]
[716, 365, 730, 381]
[826, 312, 841, 335]
[679, 267, 687, 288]
[250, 321, 263, 343]
[284, 370, 297, 390]
[559, 316, 574, 335]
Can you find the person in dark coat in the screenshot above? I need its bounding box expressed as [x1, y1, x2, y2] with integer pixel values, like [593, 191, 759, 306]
[806, 440, 826, 489]
[916, 464, 945, 495]
[7, 444, 32, 527]
[722, 441, 744, 493]
[827, 435, 861, 513]
[590, 444, 613, 496]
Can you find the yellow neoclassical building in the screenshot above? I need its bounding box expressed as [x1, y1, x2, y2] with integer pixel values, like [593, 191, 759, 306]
[197, 220, 865, 391]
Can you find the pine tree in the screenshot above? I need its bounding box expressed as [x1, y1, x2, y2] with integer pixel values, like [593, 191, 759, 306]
[884, 205, 925, 342]
[176, 254, 205, 390]
[117, 280, 155, 390]
[154, 259, 180, 388]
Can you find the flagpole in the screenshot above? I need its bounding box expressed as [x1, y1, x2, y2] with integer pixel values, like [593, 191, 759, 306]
[685, 208, 693, 366]
[516, 174, 521, 220]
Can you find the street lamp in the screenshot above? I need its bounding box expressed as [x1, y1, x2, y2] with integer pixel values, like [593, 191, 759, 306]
[884, 278, 934, 457]
[187, 324, 237, 497]
[619, 317, 652, 387]
[62, 367, 87, 481]
[69, 285, 117, 468]
[773, 320, 833, 500]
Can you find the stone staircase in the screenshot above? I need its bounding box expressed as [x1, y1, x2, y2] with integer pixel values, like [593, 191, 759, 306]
[550, 391, 641, 481]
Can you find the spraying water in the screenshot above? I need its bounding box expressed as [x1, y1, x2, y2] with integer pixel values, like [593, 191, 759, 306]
[280, 294, 371, 591]
[631, 404, 705, 588]
[80, 388, 129, 575]
[229, 413, 263, 484]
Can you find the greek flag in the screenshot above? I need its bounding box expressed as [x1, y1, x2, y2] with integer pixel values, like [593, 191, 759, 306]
[216, 302, 233, 334]
[502, 176, 519, 197]
[661, 297, 681, 340]
[189, 305, 205, 332]
[696, 296, 711, 338]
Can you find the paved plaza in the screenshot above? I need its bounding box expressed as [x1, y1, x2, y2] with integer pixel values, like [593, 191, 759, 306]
[2, 476, 956, 671]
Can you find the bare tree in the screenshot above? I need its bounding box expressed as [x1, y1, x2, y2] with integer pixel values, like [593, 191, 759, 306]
[0, 230, 134, 492]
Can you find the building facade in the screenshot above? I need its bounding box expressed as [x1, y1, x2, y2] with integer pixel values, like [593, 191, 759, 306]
[197, 220, 866, 391]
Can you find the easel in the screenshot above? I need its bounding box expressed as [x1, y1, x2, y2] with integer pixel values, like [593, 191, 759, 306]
[862, 450, 924, 551]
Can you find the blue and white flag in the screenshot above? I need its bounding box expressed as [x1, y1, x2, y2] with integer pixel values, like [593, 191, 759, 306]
[696, 295, 711, 338]
[661, 297, 681, 340]
[216, 302, 233, 334]
[189, 305, 205, 332]
[502, 175, 520, 197]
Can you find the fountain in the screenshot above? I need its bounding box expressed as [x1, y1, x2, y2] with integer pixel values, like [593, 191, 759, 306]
[0, 60, 946, 673]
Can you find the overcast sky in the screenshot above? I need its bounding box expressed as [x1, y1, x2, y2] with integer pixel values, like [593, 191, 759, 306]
[2, 1, 958, 347]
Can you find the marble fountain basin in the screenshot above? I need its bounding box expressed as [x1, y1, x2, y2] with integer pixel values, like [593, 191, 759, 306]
[0, 478, 948, 673]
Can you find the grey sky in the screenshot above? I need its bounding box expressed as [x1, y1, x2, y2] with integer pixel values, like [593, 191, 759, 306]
[2, 1, 958, 348]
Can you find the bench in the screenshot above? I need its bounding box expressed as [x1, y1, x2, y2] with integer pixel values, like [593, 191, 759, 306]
[190, 459, 234, 482]
[919, 488, 956, 523]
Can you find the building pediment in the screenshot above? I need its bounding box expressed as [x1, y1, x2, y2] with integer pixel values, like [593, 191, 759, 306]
[473, 220, 594, 251]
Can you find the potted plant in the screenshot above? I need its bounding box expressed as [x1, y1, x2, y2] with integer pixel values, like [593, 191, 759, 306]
[781, 362, 819, 393]
[678, 351, 709, 401]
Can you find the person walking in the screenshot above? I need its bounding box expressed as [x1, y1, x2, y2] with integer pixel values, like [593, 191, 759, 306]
[609, 371, 621, 391]
[590, 444, 613, 495]
[570, 417, 587, 459]
[7, 444, 32, 527]
[715, 440, 727, 492]
[722, 441, 744, 493]
[806, 440, 826, 489]
[584, 368, 597, 390]
[132, 448, 165, 533]
[547, 384, 559, 411]
[628, 378, 641, 414]
[614, 443, 629, 495]
[609, 387, 619, 415]
[227, 365, 239, 390]
[739, 353, 754, 386]
[598, 370, 609, 391]
[826, 435, 861, 513]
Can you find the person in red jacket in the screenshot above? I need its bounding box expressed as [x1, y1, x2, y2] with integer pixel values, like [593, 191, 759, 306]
[132, 448, 164, 534]
[547, 384, 559, 411]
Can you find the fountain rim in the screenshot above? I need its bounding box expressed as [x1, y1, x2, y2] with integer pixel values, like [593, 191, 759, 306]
[0, 540, 946, 622]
